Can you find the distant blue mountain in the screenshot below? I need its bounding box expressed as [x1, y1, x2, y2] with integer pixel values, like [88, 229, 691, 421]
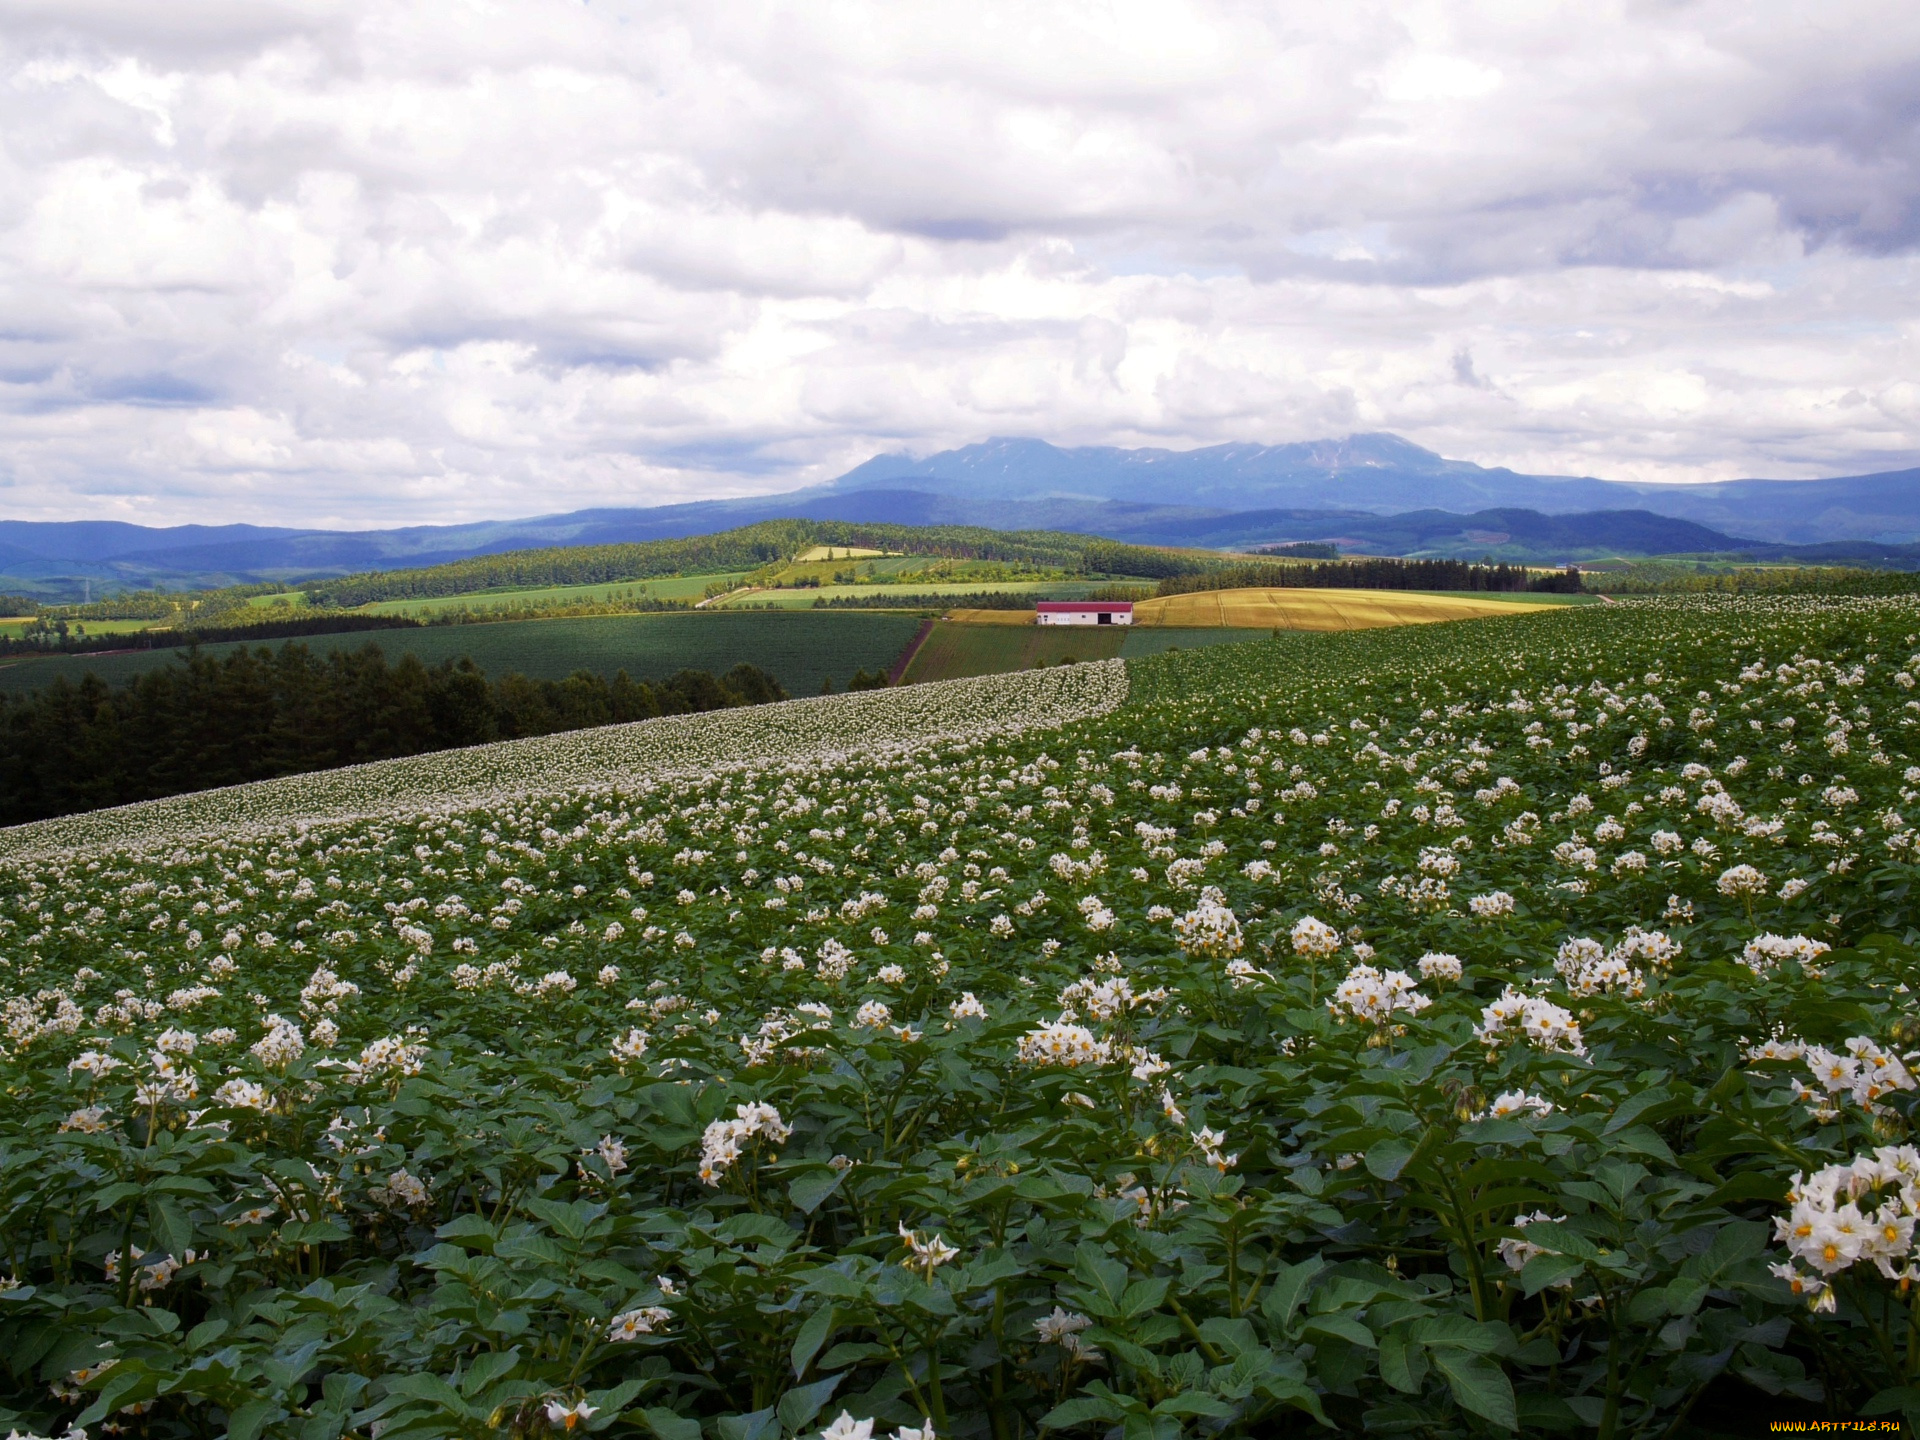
[828, 434, 1920, 543]
[3, 433, 1918, 599]
[830, 433, 1616, 511]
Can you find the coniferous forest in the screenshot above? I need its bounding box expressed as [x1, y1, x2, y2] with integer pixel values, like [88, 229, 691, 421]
[0, 641, 786, 825]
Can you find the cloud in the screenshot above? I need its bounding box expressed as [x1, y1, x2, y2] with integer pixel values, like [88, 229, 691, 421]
[0, 0, 1915, 524]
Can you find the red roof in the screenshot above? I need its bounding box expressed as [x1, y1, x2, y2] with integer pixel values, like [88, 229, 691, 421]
[1035, 600, 1133, 612]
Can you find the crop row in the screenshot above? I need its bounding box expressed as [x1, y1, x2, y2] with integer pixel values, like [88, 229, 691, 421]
[1, 598, 1919, 1438]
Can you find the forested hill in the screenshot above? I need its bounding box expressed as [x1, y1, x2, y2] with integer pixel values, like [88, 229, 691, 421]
[305, 520, 1096, 606]
[0, 643, 789, 825]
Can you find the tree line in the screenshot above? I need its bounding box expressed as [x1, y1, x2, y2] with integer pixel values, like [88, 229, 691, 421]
[0, 642, 787, 826]
[810, 590, 1036, 610]
[1078, 540, 1208, 580]
[1155, 557, 1584, 595]
[1590, 564, 1920, 596]
[0, 612, 418, 658]
[305, 521, 1096, 607]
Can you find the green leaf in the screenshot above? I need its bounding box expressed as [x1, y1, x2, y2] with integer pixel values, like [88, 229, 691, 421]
[1118, 1277, 1170, 1319]
[1705, 1067, 1747, 1105]
[1365, 1137, 1415, 1181]
[639, 1406, 703, 1440]
[258, 1338, 322, 1392]
[92, 1181, 143, 1211]
[1706, 1172, 1787, 1207]
[139, 1306, 181, 1336]
[524, 1197, 606, 1241]
[1689, 1219, 1769, 1281]
[1253, 1374, 1332, 1427]
[960, 1250, 1025, 1292]
[787, 1166, 846, 1215]
[385, 1372, 474, 1416]
[1520, 1221, 1601, 1261]
[1210, 1345, 1281, 1398]
[1378, 1332, 1428, 1394]
[225, 1399, 279, 1440]
[1515, 1393, 1584, 1431]
[1087, 1328, 1162, 1373]
[1603, 1085, 1681, 1134]
[1410, 1316, 1510, 1355]
[1041, 1394, 1131, 1427]
[281, 1220, 351, 1244]
[494, 1234, 570, 1265]
[715, 1406, 779, 1440]
[791, 1304, 835, 1379]
[77, 1366, 157, 1429]
[460, 1349, 520, 1397]
[1163, 1348, 1204, 1392]
[1520, 1254, 1585, 1297]
[1431, 1351, 1517, 1431]
[1665, 1276, 1710, 1316]
[1197, 1316, 1259, 1359]
[1072, 1243, 1131, 1318]
[1862, 1386, 1920, 1418]
[1302, 1315, 1375, 1350]
[797, 1266, 868, 1301]
[435, 1213, 501, 1246]
[775, 1374, 842, 1433]
[1260, 1256, 1325, 1335]
[1591, 1159, 1650, 1206]
[1152, 1392, 1235, 1418]
[1607, 1124, 1677, 1163]
[717, 1212, 794, 1247]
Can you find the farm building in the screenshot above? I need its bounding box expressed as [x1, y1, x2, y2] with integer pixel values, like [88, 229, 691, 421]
[1035, 600, 1133, 626]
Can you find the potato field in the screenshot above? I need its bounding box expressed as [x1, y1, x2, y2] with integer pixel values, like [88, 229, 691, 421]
[0, 613, 923, 702]
[5, 597, 1920, 1438]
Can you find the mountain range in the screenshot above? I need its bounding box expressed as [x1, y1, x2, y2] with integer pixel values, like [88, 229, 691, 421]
[5, 434, 1919, 599]
[828, 435, 1920, 543]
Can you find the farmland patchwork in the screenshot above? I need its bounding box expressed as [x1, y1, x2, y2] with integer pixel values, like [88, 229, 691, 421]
[8, 598, 1920, 1434]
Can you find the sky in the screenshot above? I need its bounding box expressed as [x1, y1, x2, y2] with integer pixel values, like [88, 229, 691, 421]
[1, 0, 1917, 528]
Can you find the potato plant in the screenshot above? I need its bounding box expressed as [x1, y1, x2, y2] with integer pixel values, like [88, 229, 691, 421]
[4, 597, 1920, 1439]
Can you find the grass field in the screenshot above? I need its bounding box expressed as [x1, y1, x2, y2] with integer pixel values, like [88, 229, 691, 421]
[1134, 585, 1560, 629]
[719, 580, 1094, 610]
[1116, 626, 1252, 657]
[0, 616, 164, 638]
[901, 621, 1255, 682]
[0, 611, 922, 699]
[900, 622, 1123, 681]
[1401, 588, 1597, 606]
[352, 572, 751, 617]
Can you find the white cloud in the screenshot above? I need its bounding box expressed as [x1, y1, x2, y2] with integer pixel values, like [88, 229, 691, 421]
[0, 0, 1916, 524]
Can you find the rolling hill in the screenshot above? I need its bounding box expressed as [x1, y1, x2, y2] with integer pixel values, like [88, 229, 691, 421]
[7, 434, 1920, 599]
[827, 435, 1920, 544]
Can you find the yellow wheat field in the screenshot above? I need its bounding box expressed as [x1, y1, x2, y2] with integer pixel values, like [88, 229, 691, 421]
[1131, 587, 1558, 631]
[944, 608, 1041, 625]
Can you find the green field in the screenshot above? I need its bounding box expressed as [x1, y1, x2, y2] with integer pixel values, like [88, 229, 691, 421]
[14, 597, 1920, 1435]
[0, 611, 923, 699]
[901, 621, 1254, 682]
[357, 571, 752, 617]
[1115, 625, 1253, 656]
[1401, 588, 1597, 605]
[0, 616, 164, 638]
[15, 598, 1920, 1434]
[721, 579, 1095, 611]
[239, 573, 753, 619]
